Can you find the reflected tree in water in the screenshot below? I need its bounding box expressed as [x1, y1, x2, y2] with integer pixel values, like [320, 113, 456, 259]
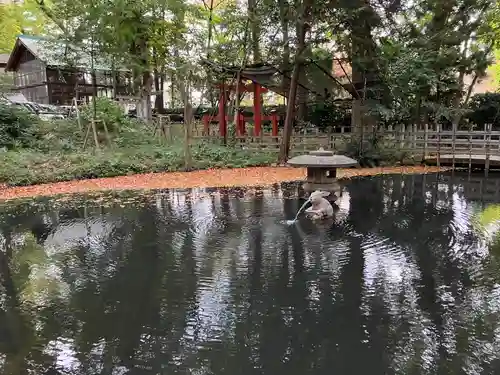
[1, 176, 500, 374]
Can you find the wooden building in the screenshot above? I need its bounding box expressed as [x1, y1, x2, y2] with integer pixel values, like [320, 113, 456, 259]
[4, 35, 134, 105]
[0, 54, 9, 70]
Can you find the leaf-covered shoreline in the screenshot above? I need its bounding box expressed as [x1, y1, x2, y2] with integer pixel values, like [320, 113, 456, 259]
[0, 166, 448, 202]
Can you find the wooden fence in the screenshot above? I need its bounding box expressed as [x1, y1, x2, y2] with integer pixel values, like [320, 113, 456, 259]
[157, 122, 500, 160]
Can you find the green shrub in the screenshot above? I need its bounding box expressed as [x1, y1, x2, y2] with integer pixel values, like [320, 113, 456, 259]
[0, 141, 277, 186]
[342, 133, 412, 167]
[28, 118, 83, 152]
[80, 97, 130, 132]
[304, 101, 351, 131]
[0, 104, 39, 150]
[467, 93, 500, 130]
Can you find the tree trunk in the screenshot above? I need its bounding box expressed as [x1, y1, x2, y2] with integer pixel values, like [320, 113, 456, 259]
[206, 0, 215, 106]
[296, 65, 307, 121]
[178, 79, 192, 170]
[348, 0, 379, 134]
[248, 0, 261, 63]
[154, 68, 164, 112]
[170, 71, 175, 108]
[279, 0, 290, 93]
[296, 13, 308, 121]
[414, 92, 422, 128]
[137, 71, 152, 122]
[279, 62, 300, 163]
[279, 0, 309, 162]
[91, 71, 98, 121]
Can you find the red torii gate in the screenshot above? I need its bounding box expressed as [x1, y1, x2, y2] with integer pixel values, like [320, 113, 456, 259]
[202, 80, 279, 137]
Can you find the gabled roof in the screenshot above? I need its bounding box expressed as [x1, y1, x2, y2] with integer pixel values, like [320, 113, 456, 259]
[5, 35, 127, 72]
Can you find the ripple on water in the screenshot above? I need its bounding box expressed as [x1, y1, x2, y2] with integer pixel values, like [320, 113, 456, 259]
[8, 173, 500, 374]
[361, 233, 410, 296]
[447, 204, 477, 253]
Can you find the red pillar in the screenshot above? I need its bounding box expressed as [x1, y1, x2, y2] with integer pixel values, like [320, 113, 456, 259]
[239, 112, 246, 135]
[218, 85, 227, 138]
[235, 112, 242, 136]
[253, 83, 262, 136]
[271, 112, 278, 136]
[203, 114, 210, 135]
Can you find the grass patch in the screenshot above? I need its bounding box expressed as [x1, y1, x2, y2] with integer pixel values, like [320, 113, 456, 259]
[0, 114, 277, 186]
[0, 99, 423, 187]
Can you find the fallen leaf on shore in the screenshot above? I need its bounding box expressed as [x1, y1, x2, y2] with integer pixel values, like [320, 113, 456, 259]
[0, 166, 448, 202]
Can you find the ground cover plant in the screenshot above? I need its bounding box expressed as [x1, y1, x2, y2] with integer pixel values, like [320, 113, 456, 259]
[0, 102, 276, 186]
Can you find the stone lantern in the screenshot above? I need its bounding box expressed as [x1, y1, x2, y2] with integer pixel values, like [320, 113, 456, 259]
[287, 148, 358, 200]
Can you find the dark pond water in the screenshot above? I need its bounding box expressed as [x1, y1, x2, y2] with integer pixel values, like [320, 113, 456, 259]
[2, 172, 500, 374]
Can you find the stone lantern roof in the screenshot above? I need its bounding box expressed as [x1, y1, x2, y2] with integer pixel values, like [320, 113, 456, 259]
[287, 148, 358, 168]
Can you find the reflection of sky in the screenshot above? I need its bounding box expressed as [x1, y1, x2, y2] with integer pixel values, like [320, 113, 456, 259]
[44, 339, 79, 373]
[363, 235, 408, 288]
[45, 219, 116, 254]
[187, 265, 233, 342]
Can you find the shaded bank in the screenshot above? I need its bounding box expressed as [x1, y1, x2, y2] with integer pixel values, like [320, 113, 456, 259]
[0, 166, 448, 201]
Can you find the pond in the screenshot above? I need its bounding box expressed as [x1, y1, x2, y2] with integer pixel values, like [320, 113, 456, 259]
[1, 172, 500, 374]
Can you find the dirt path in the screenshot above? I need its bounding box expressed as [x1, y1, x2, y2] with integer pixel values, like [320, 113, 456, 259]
[0, 166, 448, 201]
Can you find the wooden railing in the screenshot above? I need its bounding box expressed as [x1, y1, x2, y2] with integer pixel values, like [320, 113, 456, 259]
[158, 122, 500, 158]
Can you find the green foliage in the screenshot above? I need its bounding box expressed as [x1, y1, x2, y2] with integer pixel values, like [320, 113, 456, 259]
[490, 50, 500, 89]
[0, 1, 48, 53]
[0, 104, 39, 150]
[342, 133, 415, 167]
[80, 97, 129, 132]
[467, 93, 500, 129]
[304, 101, 351, 130]
[0, 73, 14, 93]
[0, 117, 276, 186]
[0, 145, 276, 186]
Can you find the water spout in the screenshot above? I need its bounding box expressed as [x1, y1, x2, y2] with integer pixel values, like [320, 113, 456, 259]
[286, 198, 311, 225]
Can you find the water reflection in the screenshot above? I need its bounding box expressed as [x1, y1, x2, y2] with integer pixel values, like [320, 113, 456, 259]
[1, 173, 500, 374]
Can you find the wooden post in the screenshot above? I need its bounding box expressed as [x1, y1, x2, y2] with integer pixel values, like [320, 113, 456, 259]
[218, 85, 227, 139]
[203, 114, 210, 135]
[73, 97, 82, 131]
[91, 119, 100, 149]
[413, 124, 417, 151]
[485, 123, 491, 176]
[253, 83, 262, 136]
[235, 112, 241, 136]
[102, 120, 111, 147]
[452, 119, 456, 170]
[423, 123, 428, 160]
[233, 73, 241, 140]
[399, 124, 406, 149]
[165, 123, 172, 143]
[436, 123, 441, 168]
[83, 121, 91, 149]
[271, 112, 278, 136]
[468, 126, 472, 172]
[239, 112, 246, 135]
[167, 117, 173, 142]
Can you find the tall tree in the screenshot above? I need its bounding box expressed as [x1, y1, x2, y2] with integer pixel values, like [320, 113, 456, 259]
[0, 1, 48, 53]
